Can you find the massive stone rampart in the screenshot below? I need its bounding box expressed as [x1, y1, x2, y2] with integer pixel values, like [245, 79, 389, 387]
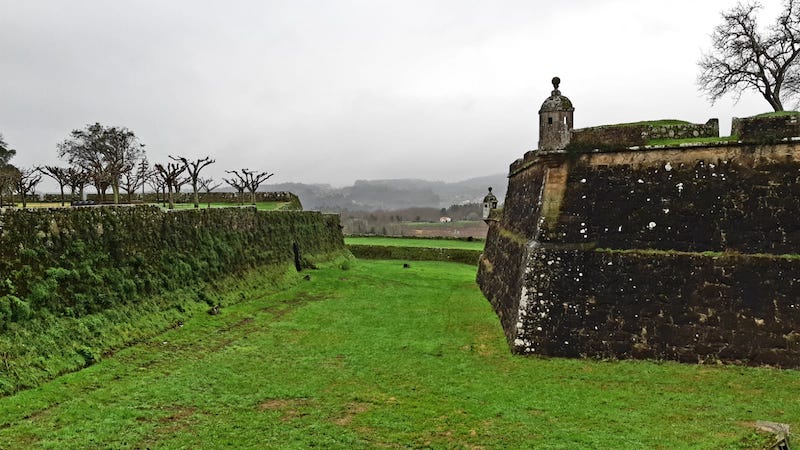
[478, 141, 800, 367]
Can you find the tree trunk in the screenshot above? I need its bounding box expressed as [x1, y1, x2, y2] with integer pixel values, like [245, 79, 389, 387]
[765, 92, 784, 111]
[167, 184, 174, 210]
[192, 181, 199, 208]
[112, 183, 120, 204]
[59, 184, 65, 207]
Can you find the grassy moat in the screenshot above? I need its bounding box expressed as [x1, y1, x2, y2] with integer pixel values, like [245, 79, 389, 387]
[0, 259, 795, 448]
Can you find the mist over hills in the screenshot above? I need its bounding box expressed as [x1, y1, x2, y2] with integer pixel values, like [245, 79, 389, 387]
[261, 174, 508, 211]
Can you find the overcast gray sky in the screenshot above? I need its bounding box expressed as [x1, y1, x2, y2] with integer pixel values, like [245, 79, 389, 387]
[0, 0, 784, 189]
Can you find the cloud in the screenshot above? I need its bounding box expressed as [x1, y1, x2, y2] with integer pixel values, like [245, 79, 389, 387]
[0, 0, 776, 189]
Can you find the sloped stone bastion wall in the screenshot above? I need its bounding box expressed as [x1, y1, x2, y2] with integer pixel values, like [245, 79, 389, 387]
[478, 142, 800, 367]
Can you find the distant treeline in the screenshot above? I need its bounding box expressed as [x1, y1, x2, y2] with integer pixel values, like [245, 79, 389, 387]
[340, 203, 482, 235]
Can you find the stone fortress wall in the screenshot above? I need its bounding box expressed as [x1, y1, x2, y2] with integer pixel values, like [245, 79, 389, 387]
[570, 119, 719, 150]
[478, 79, 800, 367]
[0, 206, 344, 321]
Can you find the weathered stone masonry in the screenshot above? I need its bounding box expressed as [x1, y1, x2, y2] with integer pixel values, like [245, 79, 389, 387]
[478, 79, 800, 367]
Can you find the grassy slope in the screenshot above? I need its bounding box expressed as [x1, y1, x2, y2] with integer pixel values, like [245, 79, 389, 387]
[345, 236, 485, 250]
[0, 260, 793, 448]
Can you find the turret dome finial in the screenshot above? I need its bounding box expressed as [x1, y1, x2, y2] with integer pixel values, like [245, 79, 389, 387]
[552, 76, 560, 90]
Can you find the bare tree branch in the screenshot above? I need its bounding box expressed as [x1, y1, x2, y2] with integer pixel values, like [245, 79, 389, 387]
[698, 1, 800, 111]
[170, 155, 215, 208]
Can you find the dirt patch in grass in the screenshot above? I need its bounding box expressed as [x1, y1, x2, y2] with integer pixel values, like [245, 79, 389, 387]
[258, 398, 312, 421]
[22, 402, 60, 421]
[333, 401, 370, 426]
[260, 293, 330, 320]
[158, 406, 196, 424]
[155, 406, 198, 434]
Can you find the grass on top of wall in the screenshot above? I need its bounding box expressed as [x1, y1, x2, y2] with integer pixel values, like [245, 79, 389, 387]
[605, 119, 691, 128]
[754, 110, 800, 118]
[0, 259, 792, 449]
[646, 136, 740, 146]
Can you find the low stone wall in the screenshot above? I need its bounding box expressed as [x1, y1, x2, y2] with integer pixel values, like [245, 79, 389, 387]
[568, 119, 719, 150]
[516, 248, 800, 367]
[732, 114, 800, 143]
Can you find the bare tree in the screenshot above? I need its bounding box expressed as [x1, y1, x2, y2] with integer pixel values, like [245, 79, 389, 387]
[37, 166, 70, 206]
[223, 170, 247, 205]
[120, 157, 150, 203]
[198, 177, 222, 208]
[154, 162, 186, 210]
[698, 0, 800, 111]
[224, 169, 274, 205]
[58, 123, 145, 203]
[16, 168, 42, 208]
[243, 169, 274, 205]
[173, 174, 189, 196]
[146, 169, 165, 205]
[170, 156, 215, 209]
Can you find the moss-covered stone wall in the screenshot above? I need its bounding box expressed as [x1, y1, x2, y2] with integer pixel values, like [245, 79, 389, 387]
[479, 141, 800, 366]
[0, 206, 344, 323]
[732, 114, 800, 144]
[517, 249, 800, 367]
[568, 119, 719, 150]
[541, 147, 800, 254]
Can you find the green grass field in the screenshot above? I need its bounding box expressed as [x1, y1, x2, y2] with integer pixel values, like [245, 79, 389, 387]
[402, 220, 480, 229]
[345, 236, 485, 250]
[0, 259, 794, 448]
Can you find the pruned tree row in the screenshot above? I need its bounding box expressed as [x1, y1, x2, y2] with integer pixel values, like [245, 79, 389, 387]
[0, 124, 276, 210]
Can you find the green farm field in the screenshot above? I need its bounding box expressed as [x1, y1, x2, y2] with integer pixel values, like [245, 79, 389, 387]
[0, 259, 794, 448]
[345, 236, 485, 250]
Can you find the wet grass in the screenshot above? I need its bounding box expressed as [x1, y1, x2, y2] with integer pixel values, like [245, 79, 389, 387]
[646, 136, 740, 146]
[754, 111, 800, 118]
[607, 119, 691, 128]
[345, 236, 484, 250]
[0, 260, 794, 448]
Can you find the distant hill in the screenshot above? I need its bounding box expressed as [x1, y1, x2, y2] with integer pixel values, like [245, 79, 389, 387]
[258, 174, 508, 211]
